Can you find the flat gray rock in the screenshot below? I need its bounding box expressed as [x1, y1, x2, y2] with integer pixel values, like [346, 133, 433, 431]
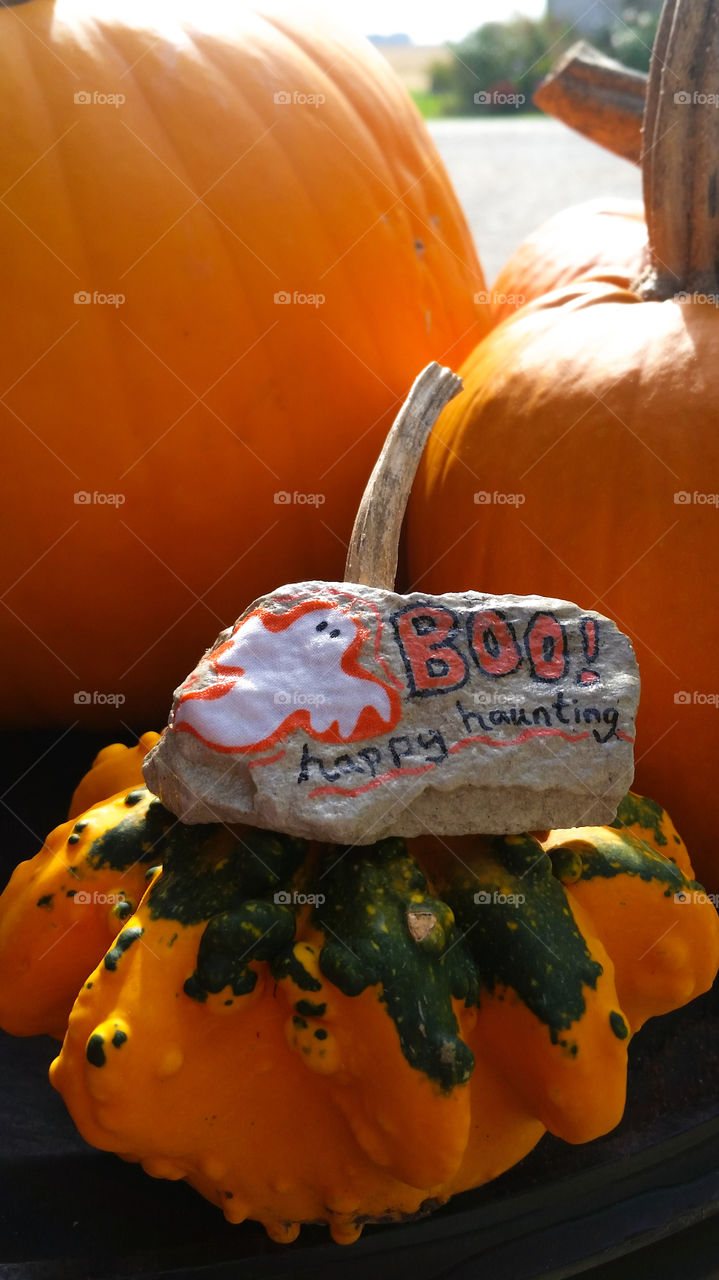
[143, 580, 639, 842]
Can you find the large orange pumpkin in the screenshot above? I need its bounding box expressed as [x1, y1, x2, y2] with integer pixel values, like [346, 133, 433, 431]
[0, 0, 487, 729]
[405, 0, 719, 889]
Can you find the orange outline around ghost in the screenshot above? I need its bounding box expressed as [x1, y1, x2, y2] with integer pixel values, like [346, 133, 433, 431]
[172, 599, 403, 754]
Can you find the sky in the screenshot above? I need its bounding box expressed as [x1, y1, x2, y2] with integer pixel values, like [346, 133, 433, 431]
[339, 1, 547, 45]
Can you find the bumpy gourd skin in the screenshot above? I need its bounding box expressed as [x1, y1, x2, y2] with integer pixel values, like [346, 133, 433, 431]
[543, 795, 718, 1029]
[48, 825, 508, 1243]
[0, 734, 160, 1036]
[0, 790, 167, 1038]
[68, 733, 159, 819]
[45, 790, 719, 1244]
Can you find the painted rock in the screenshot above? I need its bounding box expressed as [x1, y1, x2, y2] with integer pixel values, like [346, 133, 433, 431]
[143, 581, 639, 842]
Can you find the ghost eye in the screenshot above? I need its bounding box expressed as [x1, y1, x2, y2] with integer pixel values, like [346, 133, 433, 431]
[329, 629, 341, 638]
[315, 621, 328, 632]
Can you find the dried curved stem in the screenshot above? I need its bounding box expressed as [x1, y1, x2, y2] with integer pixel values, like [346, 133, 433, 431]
[636, 0, 719, 299]
[534, 41, 645, 165]
[344, 362, 462, 590]
[535, 5, 719, 300]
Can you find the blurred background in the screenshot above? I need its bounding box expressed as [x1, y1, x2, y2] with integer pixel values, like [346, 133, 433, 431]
[344, 0, 657, 279]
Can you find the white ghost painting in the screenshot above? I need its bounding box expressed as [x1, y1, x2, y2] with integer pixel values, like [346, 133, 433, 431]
[171, 600, 400, 753]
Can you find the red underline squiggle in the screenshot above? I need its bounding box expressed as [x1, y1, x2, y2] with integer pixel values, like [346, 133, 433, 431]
[448, 726, 590, 753]
[308, 726, 592, 799]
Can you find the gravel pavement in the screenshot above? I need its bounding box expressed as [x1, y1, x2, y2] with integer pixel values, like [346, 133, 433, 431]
[429, 116, 643, 284]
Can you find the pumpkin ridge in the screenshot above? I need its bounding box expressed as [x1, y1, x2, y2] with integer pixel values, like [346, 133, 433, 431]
[262, 11, 482, 289]
[114, 25, 263, 329]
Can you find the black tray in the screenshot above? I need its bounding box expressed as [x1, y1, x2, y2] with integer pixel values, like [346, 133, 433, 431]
[2, 731, 719, 1280]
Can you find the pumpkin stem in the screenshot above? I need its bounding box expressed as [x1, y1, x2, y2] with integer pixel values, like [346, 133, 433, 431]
[634, 0, 719, 299]
[344, 362, 462, 590]
[533, 41, 645, 165]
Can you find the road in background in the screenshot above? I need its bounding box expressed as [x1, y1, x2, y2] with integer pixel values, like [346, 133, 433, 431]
[429, 116, 642, 283]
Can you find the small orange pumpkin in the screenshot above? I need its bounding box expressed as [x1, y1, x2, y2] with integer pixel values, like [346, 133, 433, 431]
[406, 0, 719, 887]
[491, 197, 647, 325]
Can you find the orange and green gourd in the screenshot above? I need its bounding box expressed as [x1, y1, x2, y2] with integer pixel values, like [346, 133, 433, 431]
[1, 772, 716, 1243]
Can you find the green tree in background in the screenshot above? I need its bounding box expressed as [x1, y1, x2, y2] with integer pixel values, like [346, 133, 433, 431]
[428, 2, 660, 116]
[431, 16, 569, 114]
[600, 5, 661, 71]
